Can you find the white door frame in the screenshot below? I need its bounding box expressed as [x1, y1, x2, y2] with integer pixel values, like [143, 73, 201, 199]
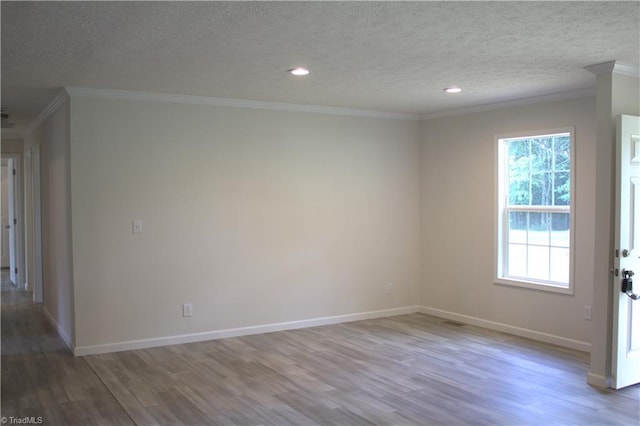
[1, 153, 24, 289]
[31, 144, 43, 303]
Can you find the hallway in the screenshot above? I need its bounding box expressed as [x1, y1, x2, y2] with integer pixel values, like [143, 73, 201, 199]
[1, 269, 33, 306]
[1, 275, 133, 424]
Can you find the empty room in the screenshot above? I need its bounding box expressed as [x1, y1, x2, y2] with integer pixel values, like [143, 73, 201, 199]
[1, 1, 639, 425]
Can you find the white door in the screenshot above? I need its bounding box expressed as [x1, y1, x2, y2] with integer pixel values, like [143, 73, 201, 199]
[1, 165, 9, 267]
[7, 158, 17, 285]
[612, 114, 640, 389]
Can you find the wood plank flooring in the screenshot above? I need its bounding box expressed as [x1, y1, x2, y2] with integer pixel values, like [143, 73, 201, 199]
[1, 269, 33, 306]
[2, 291, 639, 425]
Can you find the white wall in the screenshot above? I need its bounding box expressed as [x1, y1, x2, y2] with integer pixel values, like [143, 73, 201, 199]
[69, 96, 421, 350]
[420, 96, 596, 347]
[34, 98, 75, 347]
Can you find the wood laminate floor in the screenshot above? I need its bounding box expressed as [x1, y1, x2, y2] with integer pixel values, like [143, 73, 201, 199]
[1, 286, 639, 425]
[1, 269, 33, 306]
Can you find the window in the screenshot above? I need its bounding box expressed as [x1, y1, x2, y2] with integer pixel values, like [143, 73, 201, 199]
[496, 128, 574, 293]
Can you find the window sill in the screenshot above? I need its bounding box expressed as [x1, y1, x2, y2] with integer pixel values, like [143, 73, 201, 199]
[495, 277, 574, 295]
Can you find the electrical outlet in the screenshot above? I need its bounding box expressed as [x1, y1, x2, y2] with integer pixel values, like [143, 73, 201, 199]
[183, 303, 192, 317]
[387, 283, 393, 295]
[584, 305, 592, 321]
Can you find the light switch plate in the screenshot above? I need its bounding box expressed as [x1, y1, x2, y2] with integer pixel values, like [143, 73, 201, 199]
[183, 303, 192, 317]
[132, 219, 143, 234]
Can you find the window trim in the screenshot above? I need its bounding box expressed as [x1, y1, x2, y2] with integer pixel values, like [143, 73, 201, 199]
[494, 127, 576, 295]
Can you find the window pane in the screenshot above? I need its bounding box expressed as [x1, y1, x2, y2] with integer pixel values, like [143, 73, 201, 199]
[550, 247, 570, 283]
[531, 172, 552, 206]
[531, 137, 553, 172]
[508, 139, 531, 205]
[554, 172, 570, 206]
[550, 213, 570, 248]
[508, 139, 530, 163]
[554, 136, 570, 172]
[508, 244, 527, 278]
[509, 211, 527, 244]
[528, 245, 550, 281]
[528, 212, 549, 246]
[508, 179, 530, 205]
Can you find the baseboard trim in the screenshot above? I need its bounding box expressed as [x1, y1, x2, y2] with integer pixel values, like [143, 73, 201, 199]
[587, 372, 611, 389]
[73, 305, 592, 356]
[42, 307, 74, 352]
[418, 306, 591, 353]
[74, 305, 421, 356]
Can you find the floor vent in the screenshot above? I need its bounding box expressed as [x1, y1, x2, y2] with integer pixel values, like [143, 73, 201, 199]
[441, 320, 465, 327]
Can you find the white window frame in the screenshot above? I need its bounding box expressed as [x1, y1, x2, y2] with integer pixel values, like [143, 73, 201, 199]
[495, 127, 575, 295]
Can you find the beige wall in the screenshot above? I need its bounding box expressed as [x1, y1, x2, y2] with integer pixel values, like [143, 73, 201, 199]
[1, 137, 23, 154]
[25, 88, 626, 355]
[35, 98, 74, 347]
[420, 96, 597, 346]
[69, 96, 421, 349]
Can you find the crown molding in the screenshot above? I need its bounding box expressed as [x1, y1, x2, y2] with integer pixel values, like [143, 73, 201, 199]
[64, 87, 421, 121]
[422, 87, 594, 121]
[612, 63, 640, 78]
[26, 90, 70, 136]
[585, 61, 639, 77]
[584, 61, 616, 76]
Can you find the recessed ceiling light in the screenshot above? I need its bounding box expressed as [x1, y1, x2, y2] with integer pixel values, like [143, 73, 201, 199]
[444, 86, 463, 93]
[288, 67, 310, 76]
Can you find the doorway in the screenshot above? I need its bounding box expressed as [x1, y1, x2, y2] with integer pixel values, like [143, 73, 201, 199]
[612, 114, 640, 389]
[1, 161, 10, 269]
[0, 154, 33, 305]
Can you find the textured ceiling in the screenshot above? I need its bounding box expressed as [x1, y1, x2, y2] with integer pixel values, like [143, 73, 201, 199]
[2, 1, 639, 128]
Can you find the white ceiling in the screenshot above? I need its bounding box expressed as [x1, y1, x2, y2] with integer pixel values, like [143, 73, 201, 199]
[2, 1, 639, 128]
